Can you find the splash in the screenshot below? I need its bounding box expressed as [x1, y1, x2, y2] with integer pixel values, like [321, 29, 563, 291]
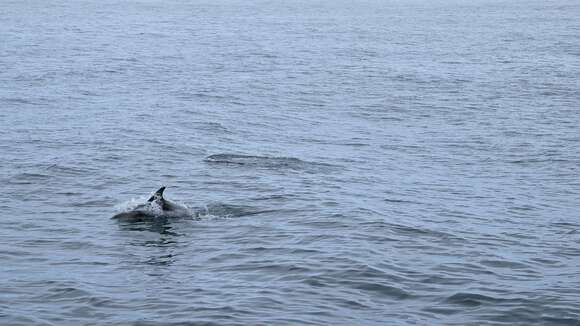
[113, 196, 164, 217]
[113, 196, 149, 213]
[193, 205, 229, 220]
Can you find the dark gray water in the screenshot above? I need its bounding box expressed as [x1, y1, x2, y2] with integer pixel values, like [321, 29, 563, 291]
[1, 0, 579, 325]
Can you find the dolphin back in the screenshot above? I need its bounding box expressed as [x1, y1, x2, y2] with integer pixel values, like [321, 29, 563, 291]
[113, 186, 191, 220]
[112, 210, 151, 221]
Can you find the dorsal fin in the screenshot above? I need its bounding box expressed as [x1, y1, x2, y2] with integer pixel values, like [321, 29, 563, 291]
[147, 186, 166, 202]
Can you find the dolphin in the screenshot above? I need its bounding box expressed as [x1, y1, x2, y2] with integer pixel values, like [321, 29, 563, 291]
[112, 186, 191, 221]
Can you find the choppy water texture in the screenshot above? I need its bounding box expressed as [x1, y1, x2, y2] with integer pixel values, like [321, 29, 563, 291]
[1, 0, 579, 325]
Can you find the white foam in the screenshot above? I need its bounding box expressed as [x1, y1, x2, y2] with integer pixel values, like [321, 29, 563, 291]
[114, 196, 148, 213]
[193, 205, 230, 220]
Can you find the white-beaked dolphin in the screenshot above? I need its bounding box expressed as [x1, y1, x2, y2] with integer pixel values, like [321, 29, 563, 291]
[112, 186, 191, 221]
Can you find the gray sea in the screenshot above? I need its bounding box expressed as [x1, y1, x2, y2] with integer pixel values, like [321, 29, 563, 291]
[1, 0, 579, 325]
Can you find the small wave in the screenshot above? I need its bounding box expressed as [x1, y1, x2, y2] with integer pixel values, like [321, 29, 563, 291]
[204, 153, 335, 172]
[43, 286, 92, 300]
[384, 198, 418, 204]
[45, 164, 94, 175]
[479, 259, 532, 270]
[0, 314, 56, 326]
[506, 158, 572, 164]
[7, 164, 92, 185]
[2, 97, 34, 105]
[71, 199, 110, 208]
[193, 203, 277, 219]
[443, 292, 517, 307]
[194, 122, 232, 134]
[7, 172, 52, 185]
[349, 281, 411, 300]
[205, 153, 303, 165]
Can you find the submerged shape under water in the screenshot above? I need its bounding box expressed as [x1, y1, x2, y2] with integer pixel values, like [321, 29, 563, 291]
[1, 0, 579, 325]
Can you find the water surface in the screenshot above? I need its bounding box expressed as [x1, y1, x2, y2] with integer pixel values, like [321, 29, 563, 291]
[1, 0, 579, 325]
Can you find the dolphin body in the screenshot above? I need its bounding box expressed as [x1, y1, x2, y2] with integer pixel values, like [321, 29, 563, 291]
[112, 186, 191, 221]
